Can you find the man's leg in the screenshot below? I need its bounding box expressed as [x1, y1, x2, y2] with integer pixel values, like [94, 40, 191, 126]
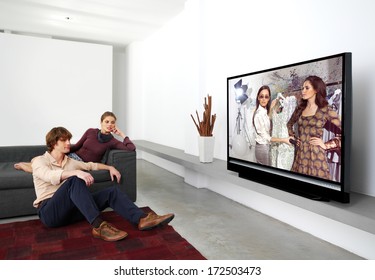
[92, 186, 174, 230]
[38, 176, 100, 227]
[92, 186, 145, 224]
[38, 176, 127, 241]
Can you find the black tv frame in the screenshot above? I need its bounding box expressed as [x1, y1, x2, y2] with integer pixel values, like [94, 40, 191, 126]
[227, 53, 352, 203]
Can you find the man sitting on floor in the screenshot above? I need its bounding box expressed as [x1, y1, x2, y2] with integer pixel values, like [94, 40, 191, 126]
[32, 126, 174, 242]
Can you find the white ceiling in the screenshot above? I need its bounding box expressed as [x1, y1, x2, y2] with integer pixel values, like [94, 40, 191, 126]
[0, 0, 187, 48]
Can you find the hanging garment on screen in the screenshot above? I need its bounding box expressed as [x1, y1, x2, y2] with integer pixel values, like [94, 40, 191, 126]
[270, 95, 297, 170]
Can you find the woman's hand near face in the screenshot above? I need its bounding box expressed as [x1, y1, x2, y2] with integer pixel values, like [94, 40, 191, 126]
[112, 126, 126, 139]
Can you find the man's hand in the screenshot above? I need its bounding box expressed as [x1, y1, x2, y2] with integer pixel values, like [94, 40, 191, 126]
[76, 170, 95, 186]
[96, 163, 122, 183]
[61, 170, 95, 186]
[109, 166, 121, 183]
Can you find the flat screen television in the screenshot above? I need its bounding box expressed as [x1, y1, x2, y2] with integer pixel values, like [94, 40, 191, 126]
[227, 53, 352, 203]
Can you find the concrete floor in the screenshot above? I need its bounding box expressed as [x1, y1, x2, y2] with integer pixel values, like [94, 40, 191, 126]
[0, 159, 363, 260]
[135, 159, 363, 260]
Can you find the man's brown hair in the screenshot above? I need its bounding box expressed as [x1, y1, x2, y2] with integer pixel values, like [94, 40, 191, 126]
[46, 127, 72, 152]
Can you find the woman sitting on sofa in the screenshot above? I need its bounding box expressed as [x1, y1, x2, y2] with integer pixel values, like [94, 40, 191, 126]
[14, 111, 136, 173]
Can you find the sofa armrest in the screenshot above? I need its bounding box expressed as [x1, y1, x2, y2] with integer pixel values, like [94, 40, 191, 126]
[105, 149, 137, 201]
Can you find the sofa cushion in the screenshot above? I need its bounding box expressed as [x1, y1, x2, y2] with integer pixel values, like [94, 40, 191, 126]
[0, 162, 34, 190]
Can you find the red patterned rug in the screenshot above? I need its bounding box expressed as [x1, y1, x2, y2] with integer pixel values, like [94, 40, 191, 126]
[0, 207, 206, 260]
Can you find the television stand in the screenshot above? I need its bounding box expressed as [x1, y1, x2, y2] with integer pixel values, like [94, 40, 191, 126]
[238, 172, 331, 202]
[270, 183, 331, 202]
[287, 188, 331, 202]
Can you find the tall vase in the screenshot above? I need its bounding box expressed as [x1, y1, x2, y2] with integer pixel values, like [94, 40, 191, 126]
[198, 136, 215, 163]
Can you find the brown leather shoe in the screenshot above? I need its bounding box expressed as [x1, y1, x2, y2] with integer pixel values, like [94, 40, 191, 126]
[138, 211, 175, 231]
[92, 221, 128, 241]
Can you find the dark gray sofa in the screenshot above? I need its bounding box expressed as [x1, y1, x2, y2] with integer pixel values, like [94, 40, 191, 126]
[0, 145, 136, 219]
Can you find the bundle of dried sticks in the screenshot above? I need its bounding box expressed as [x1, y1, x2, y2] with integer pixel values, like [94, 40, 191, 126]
[191, 94, 216, 136]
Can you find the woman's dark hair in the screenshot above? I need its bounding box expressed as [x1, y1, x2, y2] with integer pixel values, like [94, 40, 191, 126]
[46, 127, 72, 152]
[101, 111, 117, 122]
[252, 85, 271, 128]
[300, 75, 328, 109]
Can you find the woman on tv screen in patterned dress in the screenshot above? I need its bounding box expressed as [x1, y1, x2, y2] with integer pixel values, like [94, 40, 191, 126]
[287, 75, 341, 180]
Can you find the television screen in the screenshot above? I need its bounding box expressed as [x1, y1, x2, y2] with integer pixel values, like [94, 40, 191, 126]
[227, 53, 352, 203]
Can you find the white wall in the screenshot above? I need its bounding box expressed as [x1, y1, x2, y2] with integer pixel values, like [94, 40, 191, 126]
[120, 0, 375, 197]
[115, 42, 145, 141]
[0, 32, 112, 145]
[140, 0, 202, 150]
